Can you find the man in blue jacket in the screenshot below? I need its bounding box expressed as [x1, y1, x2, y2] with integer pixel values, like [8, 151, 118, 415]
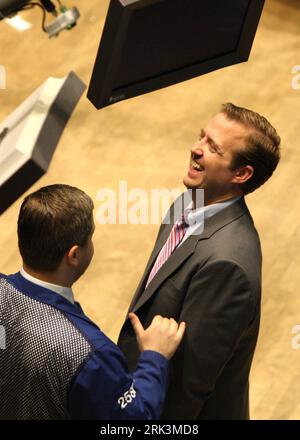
[0, 184, 185, 420]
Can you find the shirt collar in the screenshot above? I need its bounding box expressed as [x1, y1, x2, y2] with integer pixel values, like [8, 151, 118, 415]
[185, 196, 242, 226]
[20, 267, 75, 304]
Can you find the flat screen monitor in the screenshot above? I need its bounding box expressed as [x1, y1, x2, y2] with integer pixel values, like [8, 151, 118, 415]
[87, 0, 265, 109]
[0, 72, 86, 215]
[0, 0, 29, 19]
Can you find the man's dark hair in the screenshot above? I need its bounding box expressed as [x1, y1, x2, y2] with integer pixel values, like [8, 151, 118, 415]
[222, 103, 281, 194]
[18, 184, 94, 272]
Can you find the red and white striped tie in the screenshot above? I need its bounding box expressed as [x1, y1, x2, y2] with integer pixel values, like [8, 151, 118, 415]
[145, 214, 189, 288]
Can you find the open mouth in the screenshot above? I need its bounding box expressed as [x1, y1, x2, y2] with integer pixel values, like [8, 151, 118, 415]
[190, 159, 204, 172]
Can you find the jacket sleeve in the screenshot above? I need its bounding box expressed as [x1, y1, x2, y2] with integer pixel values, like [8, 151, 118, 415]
[163, 258, 256, 418]
[68, 342, 169, 420]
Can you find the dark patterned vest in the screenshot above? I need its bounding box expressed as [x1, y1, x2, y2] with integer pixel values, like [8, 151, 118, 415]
[0, 277, 91, 420]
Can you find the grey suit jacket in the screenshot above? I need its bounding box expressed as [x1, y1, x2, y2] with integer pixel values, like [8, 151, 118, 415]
[118, 195, 262, 419]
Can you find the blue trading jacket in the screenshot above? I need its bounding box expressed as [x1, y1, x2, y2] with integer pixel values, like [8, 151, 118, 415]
[0, 272, 169, 420]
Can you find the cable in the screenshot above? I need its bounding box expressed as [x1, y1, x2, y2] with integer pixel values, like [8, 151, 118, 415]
[1, 0, 80, 36]
[20, 2, 47, 32]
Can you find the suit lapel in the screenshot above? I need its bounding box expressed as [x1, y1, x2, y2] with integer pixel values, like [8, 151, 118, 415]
[132, 235, 198, 312]
[129, 196, 250, 314]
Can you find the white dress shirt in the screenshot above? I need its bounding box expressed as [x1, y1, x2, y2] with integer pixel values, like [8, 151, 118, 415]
[20, 267, 75, 304]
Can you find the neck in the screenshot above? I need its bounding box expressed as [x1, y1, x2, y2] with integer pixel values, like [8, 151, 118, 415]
[22, 264, 73, 288]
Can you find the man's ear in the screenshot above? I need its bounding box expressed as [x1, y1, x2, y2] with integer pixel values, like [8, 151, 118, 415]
[233, 165, 254, 184]
[66, 245, 80, 267]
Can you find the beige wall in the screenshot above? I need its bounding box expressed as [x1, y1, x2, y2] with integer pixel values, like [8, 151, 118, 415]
[0, 0, 299, 419]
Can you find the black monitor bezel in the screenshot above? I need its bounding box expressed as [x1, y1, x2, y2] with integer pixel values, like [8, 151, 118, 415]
[87, 0, 265, 109]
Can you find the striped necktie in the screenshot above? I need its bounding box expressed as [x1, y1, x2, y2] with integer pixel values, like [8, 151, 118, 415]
[145, 213, 190, 288]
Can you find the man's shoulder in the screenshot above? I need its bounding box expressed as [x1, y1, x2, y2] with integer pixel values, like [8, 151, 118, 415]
[193, 214, 262, 288]
[197, 212, 261, 257]
[0, 273, 111, 354]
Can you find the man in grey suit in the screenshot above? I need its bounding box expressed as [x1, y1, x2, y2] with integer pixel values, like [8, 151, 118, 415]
[118, 103, 281, 419]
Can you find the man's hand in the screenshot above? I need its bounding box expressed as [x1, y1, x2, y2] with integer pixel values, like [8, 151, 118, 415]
[129, 313, 186, 360]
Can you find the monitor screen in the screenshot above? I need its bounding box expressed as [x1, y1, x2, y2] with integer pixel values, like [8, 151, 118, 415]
[87, 0, 265, 109]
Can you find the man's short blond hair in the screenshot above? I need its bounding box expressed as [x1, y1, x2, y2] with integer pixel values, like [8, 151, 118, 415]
[222, 103, 281, 194]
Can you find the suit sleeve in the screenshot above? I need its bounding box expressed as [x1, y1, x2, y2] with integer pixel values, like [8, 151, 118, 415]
[164, 259, 255, 418]
[68, 342, 169, 420]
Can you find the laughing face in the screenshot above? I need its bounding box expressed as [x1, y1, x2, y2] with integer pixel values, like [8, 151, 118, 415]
[183, 112, 253, 206]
